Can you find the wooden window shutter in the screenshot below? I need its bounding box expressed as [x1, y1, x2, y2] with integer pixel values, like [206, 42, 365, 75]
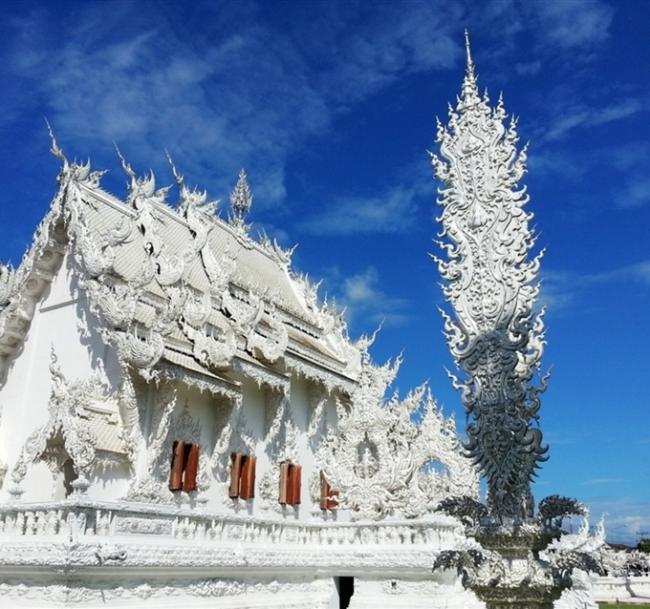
[229, 452, 244, 498]
[279, 462, 291, 504]
[239, 455, 256, 500]
[320, 471, 329, 510]
[327, 488, 339, 510]
[288, 464, 302, 506]
[320, 471, 338, 510]
[182, 444, 200, 492]
[169, 441, 185, 491]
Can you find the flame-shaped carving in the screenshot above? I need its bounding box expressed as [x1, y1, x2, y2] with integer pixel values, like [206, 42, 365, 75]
[431, 33, 549, 521]
[0, 263, 15, 308]
[318, 352, 478, 521]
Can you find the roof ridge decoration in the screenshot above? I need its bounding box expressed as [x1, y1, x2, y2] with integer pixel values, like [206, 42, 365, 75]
[431, 32, 549, 521]
[42, 134, 310, 378]
[0, 264, 15, 310]
[0, 125, 365, 391]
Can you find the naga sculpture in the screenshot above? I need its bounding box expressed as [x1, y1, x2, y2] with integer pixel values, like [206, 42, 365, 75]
[431, 31, 549, 522]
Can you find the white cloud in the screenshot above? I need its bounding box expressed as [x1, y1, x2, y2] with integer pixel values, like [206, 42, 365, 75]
[587, 499, 650, 544]
[529, 140, 650, 212]
[324, 265, 409, 330]
[299, 183, 423, 236]
[540, 260, 650, 314]
[581, 478, 626, 486]
[543, 98, 644, 142]
[515, 60, 542, 76]
[0, 0, 625, 220]
[0, 2, 462, 211]
[617, 177, 650, 209]
[528, 0, 614, 50]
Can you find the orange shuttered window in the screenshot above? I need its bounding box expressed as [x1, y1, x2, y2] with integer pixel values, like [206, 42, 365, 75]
[239, 455, 256, 500]
[169, 441, 200, 493]
[183, 444, 200, 492]
[230, 453, 256, 500]
[230, 452, 244, 498]
[169, 441, 185, 491]
[320, 472, 339, 510]
[279, 461, 291, 504]
[288, 464, 301, 505]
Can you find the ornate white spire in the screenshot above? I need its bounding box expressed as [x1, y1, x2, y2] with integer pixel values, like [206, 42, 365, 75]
[431, 34, 549, 521]
[230, 169, 253, 220]
[461, 29, 480, 107]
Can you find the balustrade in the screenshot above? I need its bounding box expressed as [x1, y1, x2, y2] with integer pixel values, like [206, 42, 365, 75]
[0, 501, 459, 549]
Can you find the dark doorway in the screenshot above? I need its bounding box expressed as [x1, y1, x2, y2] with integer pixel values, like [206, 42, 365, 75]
[336, 576, 354, 609]
[62, 458, 78, 497]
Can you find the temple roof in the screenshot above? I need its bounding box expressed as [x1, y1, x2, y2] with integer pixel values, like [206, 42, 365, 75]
[0, 140, 363, 393]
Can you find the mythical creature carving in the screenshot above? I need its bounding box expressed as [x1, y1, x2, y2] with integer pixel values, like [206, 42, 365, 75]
[245, 300, 289, 364]
[431, 32, 549, 521]
[181, 320, 237, 371]
[317, 352, 478, 521]
[258, 229, 297, 268]
[116, 147, 185, 287]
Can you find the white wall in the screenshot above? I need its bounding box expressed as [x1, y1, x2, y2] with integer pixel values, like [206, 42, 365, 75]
[0, 254, 117, 501]
[0, 254, 345, 521]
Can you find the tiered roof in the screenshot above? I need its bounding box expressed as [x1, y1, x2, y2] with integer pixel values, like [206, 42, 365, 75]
[0, 132, 363, 394]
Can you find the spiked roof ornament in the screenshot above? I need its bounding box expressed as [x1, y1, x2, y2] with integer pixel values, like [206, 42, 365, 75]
[165, 150, 217, 216]
[230, 169, 253, 219]
[460, 29, 480, 107]
[431, 33, 549, 522]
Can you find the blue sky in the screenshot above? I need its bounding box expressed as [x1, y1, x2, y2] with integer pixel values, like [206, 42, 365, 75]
[1, 0, 648, 543]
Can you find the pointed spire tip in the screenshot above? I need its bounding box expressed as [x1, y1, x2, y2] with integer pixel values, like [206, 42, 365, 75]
[464, 29, 473, 68]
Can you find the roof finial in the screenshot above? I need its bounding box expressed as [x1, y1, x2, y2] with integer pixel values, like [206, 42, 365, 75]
[165, 149, 184, 187]
[230, 169, 253, 219]
[114, 143, 136, 180]
[464, 29, 473, 73]
[460, 29, 479, 106]
[44, 117, 68, 168]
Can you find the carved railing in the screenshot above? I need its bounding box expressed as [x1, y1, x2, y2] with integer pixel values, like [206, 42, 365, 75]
[0, 499, 461, 548]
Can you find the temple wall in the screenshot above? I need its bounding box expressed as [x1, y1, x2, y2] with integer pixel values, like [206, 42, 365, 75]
[86, 463, 132, 500]
[0, 255, 112, 501]
[349, 577, 483, 608]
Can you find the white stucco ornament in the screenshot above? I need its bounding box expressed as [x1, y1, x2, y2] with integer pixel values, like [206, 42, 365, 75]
[431, 32, 549, 520]
[10, 349, 130, 499]
[318, 347, 478, 521]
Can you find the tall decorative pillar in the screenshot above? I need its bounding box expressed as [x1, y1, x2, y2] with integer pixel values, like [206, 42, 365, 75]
[430, 32, 576, 608]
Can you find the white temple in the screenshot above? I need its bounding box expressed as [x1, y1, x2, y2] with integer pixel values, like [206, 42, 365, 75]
[0, 35, 624, 609]
[0, 113, 484, 606]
